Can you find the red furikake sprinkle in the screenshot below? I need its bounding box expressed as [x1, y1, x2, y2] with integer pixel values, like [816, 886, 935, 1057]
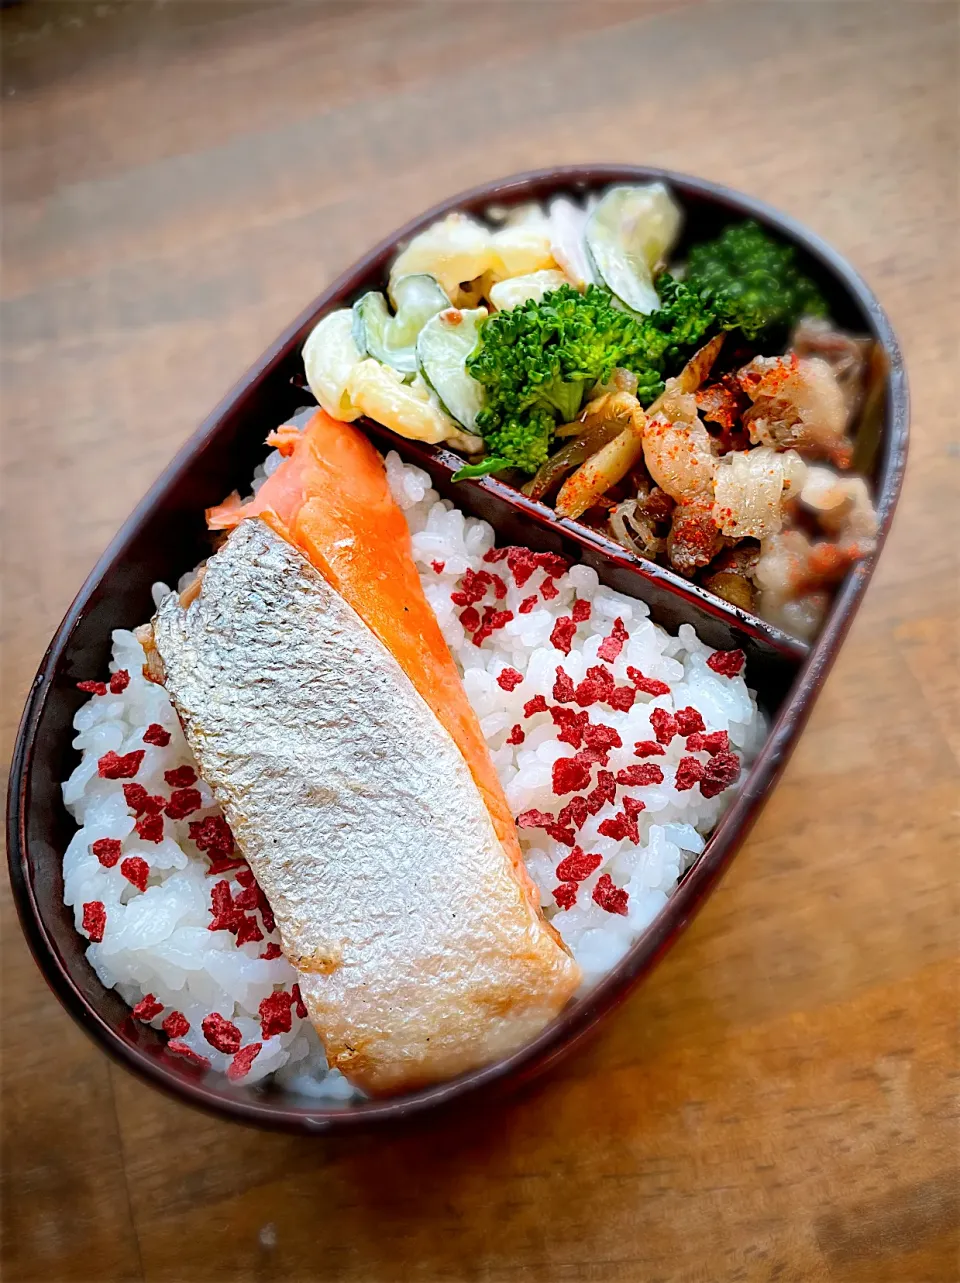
[165, 788, 202, 820]
[572, 599, 592, 623]
[235, 868, 255, 888]
[706, 648, 745, 677]
[675, 707, 705, 736]
[143, 724, 171, 747]
[233, 884, 258, 910]
[627, 667, 671, 697]
[554, 795, 585, 836]
[552, 756, 593, 797]
[593, 873, 629, 916]
[496, 667, 523, 692]
[556, 848, 603, 882]
[597, 617, 628, 663]
[650, 708, 679, 745]
[120, 856, 150, 892]
[506, 724, 525, 745]
[451, 567, 491, 607]
[483, 547, 508, 564]
[431, 560, 445, 574]
[584, 723, 622, 752]
[516, 812, 571, 849]
[258, 892, 276, 935]
[135, 813, 164, 844]
[552, 706, 588, 748]
[518, 595, 538, 615]
[459, 606, 481, 632]
[164, 765, 197, 788]
[506, 547, 538, 587]
[491, 574, 507, 600]
[291, 983, 307, 1020]
[540, 578, 559, 601]
[208, 880, 243, 933]
[608, 685, 636, 712]
[123, 783, 164, 816]
[552, 882, 578, 911]
[167, 1040, 210, 1070]
[633, 740, 666, 758]
[524, 693, 548, 718]
[109, 669, 130, 694]
[473, 606, 513, 647]
[585, 770, 616, 815]
[205, 853, 247, 876]
[97, 750, 145, 780]
[190, 815, 235, 861]
[516, 809, 556, 830]
[700, 751, 741, 799]
[686, 729, 730, 756]
[558, 795, 589, 831]
[77, 680, 107, 696]
[622, 796, 646, 819]
[91, 837, 122, 868]
[227, 1043, 262, 1082]
[550, 616, 577, 655]
[574, 665, 614, 707]
[536, 552, 570, 578]
[235, 915, 264, 946]
[132, 994, 163, 1022]
[674, 756, 705, 791]
[545, 823, 577, 848]
[81, 901, 106, 942]
[202, 1012, 243, 1054]
[552, 669, 576, 704]
[162, 1011, 190, 1038]
[616, 764, 664, 787]
[259, 991, 295, 1039]
[260, 943, 283, 960]
[598, 811, 639, 844]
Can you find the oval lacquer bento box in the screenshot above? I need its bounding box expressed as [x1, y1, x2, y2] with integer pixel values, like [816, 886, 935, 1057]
[7, 166, 908, 1134]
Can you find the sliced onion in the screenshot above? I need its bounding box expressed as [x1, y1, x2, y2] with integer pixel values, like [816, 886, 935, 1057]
[522, 419, 624, 501]
[608, 499, 663, 560]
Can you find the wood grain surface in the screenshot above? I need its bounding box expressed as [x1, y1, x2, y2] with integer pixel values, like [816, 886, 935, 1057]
[2, 2, 958, 1281]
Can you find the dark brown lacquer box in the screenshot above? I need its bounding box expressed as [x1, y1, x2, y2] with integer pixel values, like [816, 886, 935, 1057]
[7, 166, 907, 1133]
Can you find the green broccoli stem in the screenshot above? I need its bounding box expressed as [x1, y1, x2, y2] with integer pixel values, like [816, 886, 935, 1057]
[450, 457, 512, 482]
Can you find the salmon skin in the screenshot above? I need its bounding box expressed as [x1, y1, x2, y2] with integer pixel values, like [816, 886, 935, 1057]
[152, 520, 581, 1095]
[206, 411, 536, 906]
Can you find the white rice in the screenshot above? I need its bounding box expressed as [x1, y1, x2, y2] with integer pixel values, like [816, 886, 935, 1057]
[62, 443, 764, 1097]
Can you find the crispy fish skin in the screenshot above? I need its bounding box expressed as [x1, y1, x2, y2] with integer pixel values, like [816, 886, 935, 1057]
[152, 519, 580, 1095]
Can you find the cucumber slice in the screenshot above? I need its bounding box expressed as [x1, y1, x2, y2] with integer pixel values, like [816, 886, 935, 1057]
[416, 307, 487, 430]
[387, 272, 450, 321]
[352, 274, 450, 375]
[352, 292, 395, 366]
[585, 183, 682, 315]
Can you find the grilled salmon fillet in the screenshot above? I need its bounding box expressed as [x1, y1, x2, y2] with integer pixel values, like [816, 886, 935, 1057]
[206, 411, 534, 901]
[152, 519, 580, 1095]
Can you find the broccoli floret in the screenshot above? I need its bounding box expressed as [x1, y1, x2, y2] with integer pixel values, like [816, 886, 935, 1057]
[684, 221, 827, 341]
[466, 284, 710, 473]
[481, 405, 557, 474]
[641, 274, 717, 368]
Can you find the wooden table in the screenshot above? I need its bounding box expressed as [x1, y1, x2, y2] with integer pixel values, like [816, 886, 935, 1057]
[2, 3, 957, 1280]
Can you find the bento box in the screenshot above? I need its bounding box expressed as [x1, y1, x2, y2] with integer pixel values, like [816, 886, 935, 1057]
[7, 166, 907, 1133]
